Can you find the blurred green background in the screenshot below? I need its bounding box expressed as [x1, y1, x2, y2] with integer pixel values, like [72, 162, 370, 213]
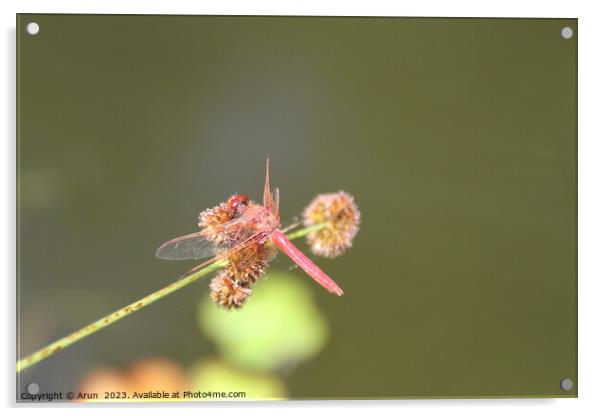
[17, 15, 576, 399]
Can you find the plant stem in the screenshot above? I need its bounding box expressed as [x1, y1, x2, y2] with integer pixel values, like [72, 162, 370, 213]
[16, 224, 323, 373]
[284, 223, 326, 240]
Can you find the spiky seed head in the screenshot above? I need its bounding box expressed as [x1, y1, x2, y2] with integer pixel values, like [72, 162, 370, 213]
[302, 191, 360, 258]
[198, 203, 235, 246]
[226, 242, 276, 284]
[209, 272, 252, 309]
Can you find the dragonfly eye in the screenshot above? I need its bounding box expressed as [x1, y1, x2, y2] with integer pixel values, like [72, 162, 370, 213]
[227, 194, 250, 213]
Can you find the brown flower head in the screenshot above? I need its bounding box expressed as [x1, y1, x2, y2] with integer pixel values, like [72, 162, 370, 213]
[197, 202, 235, 246]
[209, 272, 252, 309]
[302, 191, 360, 258]
[225, 242, 276, 285]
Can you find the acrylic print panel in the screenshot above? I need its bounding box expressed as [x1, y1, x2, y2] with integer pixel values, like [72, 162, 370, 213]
[16, 14, 577, 401]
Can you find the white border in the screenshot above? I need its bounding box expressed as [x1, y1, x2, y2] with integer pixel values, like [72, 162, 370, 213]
[3, 1, 601, 415]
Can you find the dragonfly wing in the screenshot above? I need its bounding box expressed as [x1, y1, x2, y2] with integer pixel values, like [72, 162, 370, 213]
[156, 210, 269, 261]
[172, 231, 270, 281]
[155, 231, 217, 260]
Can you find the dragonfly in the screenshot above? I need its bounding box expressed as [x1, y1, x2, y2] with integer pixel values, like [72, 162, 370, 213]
[155, 158, 344, 296]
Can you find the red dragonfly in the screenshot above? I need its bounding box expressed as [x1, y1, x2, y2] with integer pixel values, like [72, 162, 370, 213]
[155, 158, 344, 296]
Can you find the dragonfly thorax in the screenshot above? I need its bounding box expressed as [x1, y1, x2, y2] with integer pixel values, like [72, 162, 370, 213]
[241, 203, 280, 235]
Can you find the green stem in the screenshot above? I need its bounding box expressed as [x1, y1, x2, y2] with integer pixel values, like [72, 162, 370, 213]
[284, 223, 326, 240]
[17, 224, 323, 373]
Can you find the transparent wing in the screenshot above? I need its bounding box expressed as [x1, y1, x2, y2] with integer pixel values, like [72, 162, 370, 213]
[175, 231, 270, 280]
[155, 231, 218, 260]
[155, 213, 255, 261]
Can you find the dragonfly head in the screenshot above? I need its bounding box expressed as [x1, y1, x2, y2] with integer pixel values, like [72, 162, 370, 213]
[226, 194, 249, 215]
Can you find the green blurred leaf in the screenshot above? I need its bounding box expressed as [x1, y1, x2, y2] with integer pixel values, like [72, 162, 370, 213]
[198, 271, 328, 372]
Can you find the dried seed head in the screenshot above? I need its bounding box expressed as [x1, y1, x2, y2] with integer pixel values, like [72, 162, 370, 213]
[198, 202, 234, 246]
[209, 273, 252, 309]
[302, 191, 360, 258]
[226, 243, 276, 284]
